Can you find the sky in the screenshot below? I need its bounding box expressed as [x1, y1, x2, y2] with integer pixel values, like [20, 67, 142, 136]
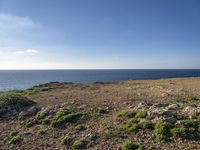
[0, 0, 200, 69]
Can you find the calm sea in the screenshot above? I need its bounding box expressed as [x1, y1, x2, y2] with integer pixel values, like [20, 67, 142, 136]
[0, 69, 200, 91]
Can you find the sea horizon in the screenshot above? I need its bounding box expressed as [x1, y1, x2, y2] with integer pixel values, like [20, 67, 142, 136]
[1, 69, 200, 91]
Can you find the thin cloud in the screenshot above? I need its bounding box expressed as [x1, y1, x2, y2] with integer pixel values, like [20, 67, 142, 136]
[14, 49, 38, 55]
[0, 13, 36, 29]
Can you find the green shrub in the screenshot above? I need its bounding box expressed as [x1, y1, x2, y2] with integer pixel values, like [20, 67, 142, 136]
[139, 120, 154, 129]
[26, 118, 41, 128]
[105, 128, 125, 139]
[37, 129, 47, 135]
[122, 142, 144, 150]
[61, 135, 73, 146]
[124, 118, 140, 133]
[154, 122, 173, 141]
[0, 93, 35, 108]
[42, 118, 51, 125]
[183, 120, 200, 129]
[117, 110, 136, 118]
[36, 111, 46, 119]
[170, 127, 187, 137]
[9, 135, 23, 145]
[75, 124, 86, 131]
[73, 139, 87, 149]
[51, 107, 83, 127]
[135, 110, 147, 119]
[90, 107, 107, 116]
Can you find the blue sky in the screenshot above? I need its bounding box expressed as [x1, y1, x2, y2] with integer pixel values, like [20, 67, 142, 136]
[0, 0, 200, 69]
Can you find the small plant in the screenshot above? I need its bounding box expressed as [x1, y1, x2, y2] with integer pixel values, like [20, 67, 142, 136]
[61, 135, 73, 146]
[73, 139, 87, 149]
[26, 118, 41, 128]
[42, 118, 51, 125]
[135, 110, 147, 119]
[122, 142, 144, 150]
[51, 107, 83, 127]
[154, 122, 173, 141]
[51, 112, 83, 127]
[90, 107, 107, 116]
[36, 111, 46, 119]
[104, 128, 125, 139]
[139, 120, 154, 129]
[117, 110, 136, 118]
[124, 119, 139, 133]
[170, 127, 187, 137]
[38, 129, 47, 135]
[75, 124, 86, 131]
[183, 120, 199, 130]
[9, 135, 23, 145]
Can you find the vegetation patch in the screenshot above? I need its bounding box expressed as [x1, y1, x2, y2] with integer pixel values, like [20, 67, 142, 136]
[154, 122, 173, 141]
[37, 129, 47, 135]
[104, 127, 126, 139]
[117, 110, 136, 118]
[26, 118, 41, 128]
[8, 135, 23, 145]
[10, 87, 54, 95]
[72, 139, 87, 149]
[135, 110, 147, 119]
[61, 135, 73, 146]
[0, 93, 35, 109]
[170, 127, 187, 137]
[139, 119, 154, 130]
[75, 124, 87, 131]
[51, 107, 83, 127]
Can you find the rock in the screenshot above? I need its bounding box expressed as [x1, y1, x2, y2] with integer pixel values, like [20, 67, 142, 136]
[19, 106, 40, 117]
[148, 108, 174, 119]
[167, 103, 182, 110]
[160, 109, 174, 116]
[27, 106, 41, 115]
[149, 103, 165, 109]
[0, 108, 7, 115]
[183, 106, 200, 115]
[135, 101, 150, 110]
[164, 116, 177, 124]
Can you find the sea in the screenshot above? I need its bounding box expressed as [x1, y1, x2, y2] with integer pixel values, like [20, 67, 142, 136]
[0, 69, 200, 91]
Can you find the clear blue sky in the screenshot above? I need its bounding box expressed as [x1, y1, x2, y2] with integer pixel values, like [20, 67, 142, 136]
[0, 0, 200, 69]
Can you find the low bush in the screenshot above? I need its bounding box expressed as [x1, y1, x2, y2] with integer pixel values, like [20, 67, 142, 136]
[117, 110, 136, 118]
[61, 135, 73, 146]
[170, 127, 187, 137]
[0, 93, 35, 108]
[72, 139, 87, 149]
[75, 124, 86, 131]
[51, 107, 83, 127]
[139, 120, 154, 130]
[37, 129, 47, 135]
[135, 110, 147, 119]
[9, 135, 23, 145]
[154, 122, 173, 141]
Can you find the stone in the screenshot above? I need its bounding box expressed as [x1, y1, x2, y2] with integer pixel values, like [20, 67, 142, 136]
[19, 106, 40, 117]
[183, 106, 200, 115]
[27, 106, 40, 115]
[164, 116, 177, 124]
[167, 103, 182, 110]
[135, 101, 150, 110]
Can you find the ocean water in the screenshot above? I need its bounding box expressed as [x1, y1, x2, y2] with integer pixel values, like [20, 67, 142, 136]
[0, 69, 200, 91]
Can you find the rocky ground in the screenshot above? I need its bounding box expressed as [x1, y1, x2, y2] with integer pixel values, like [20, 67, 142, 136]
[0, 77, 200, 150]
